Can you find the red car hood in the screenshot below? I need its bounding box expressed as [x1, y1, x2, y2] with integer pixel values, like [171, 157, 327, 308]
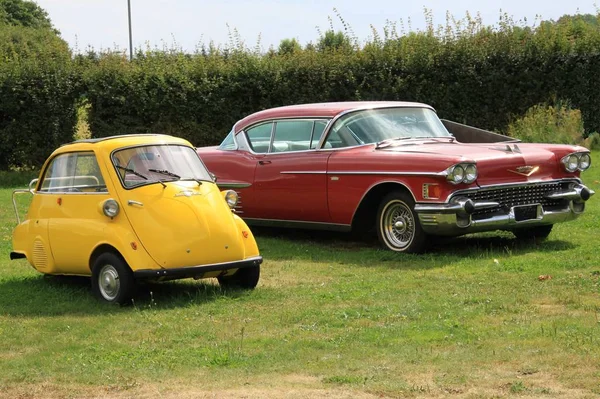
[380, 141, 565, 185]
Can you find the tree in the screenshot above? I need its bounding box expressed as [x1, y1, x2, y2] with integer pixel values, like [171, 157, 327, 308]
[317, 30, 353, 52]
[0, 0, 55, 31]
[278, 38, 302, 55]
[556, 13, 599, 26]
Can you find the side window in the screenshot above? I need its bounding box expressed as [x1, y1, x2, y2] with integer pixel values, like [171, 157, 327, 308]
[245, 123, 273, 154]
[324, 129, 344, 148]
[39, 152, 106, 193]
[218, 130, 237, 150]
[310, 121, 328, 149]
[272, 120, 314, 152]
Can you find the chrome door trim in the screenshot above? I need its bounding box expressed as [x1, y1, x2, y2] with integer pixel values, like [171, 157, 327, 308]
[243, 218, 352, 232]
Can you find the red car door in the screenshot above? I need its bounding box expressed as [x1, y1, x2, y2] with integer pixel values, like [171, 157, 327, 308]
[249, 120, 332, 222]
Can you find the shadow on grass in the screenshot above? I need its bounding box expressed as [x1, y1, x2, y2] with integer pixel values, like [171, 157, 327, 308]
[252, 226, 576, 267]
[0, 274, 255, 316]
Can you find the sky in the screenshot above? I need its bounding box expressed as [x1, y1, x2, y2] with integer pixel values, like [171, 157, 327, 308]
[34, 0, 599, 53]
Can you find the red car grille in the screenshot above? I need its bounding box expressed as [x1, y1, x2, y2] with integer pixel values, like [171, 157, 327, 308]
[451, 181, 571, 217]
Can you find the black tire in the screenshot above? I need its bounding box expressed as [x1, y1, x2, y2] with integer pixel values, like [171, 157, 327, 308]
[376, 191, 427, 253]
[512, 225, 553, 240]
[218, 266, 260, 289]
[91, 252, 135, 304]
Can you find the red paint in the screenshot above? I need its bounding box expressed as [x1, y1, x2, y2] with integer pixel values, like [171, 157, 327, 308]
[197, 102, 586, 227]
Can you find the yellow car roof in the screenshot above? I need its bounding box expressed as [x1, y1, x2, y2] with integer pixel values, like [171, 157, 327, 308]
[56, 134, 193, 154]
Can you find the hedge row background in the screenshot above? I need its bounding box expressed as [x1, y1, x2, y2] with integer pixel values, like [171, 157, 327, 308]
[1, 11, 600, 170]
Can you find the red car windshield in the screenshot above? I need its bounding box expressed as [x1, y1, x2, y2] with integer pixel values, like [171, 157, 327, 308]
[326, 107, 451, 147]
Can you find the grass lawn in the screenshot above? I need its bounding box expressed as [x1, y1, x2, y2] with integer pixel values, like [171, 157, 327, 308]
[0, 155, 599, 398]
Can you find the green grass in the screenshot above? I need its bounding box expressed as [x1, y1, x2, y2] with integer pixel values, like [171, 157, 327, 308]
[1, 155, 600, 398]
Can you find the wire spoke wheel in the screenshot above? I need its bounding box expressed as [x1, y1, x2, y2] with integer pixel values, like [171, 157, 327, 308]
[382, 200, 415, 249]
[376, 191, 427, 253]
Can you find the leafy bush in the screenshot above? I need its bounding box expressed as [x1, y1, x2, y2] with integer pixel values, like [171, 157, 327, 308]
[2, 9, 600, 170]
[507, 102, 585, 144]
[0, 27, 77, 170]
[78, 11, 600, 148]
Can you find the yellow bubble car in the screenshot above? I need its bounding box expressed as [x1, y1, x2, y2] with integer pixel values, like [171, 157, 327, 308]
[11, 134, 262, 304]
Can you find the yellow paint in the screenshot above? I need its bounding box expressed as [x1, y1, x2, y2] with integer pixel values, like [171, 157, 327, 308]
[11, 134, 260, 277]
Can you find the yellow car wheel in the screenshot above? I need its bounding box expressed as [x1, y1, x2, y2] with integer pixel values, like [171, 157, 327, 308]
[218, 266, 260, 289]
[91, 253, 135, 304]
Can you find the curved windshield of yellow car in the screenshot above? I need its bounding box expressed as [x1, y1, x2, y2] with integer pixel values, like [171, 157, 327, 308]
[325, 107, 451, 148]
[112, 144, 213, 189]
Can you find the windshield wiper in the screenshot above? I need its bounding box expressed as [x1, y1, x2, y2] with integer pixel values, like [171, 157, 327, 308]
[180, 177, 203, 186]
[376, 136, 420, 149]
[376, 136, 453, 149]
[115, 165, 148, 180]
[148, 168, 181, 179]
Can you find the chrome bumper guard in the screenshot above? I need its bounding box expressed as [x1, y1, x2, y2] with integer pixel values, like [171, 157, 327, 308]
[133, 256, 263, 280]
[415, 184, 595, 236]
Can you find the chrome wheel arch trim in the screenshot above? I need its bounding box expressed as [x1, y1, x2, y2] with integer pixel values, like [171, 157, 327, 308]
[350, 180, 416, 226]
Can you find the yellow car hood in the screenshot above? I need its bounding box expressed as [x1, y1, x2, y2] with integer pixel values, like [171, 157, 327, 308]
[118, 181, 246, 268]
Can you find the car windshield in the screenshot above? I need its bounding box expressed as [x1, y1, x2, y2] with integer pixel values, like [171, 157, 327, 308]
[325, 107, 451, 148]
[112, 144, 213, 188]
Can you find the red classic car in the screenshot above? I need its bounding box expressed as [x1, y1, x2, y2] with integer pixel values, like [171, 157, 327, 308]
[196, 101, 594, 253]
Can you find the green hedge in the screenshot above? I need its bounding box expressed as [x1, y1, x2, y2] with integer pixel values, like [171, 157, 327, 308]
[0, 25, 78, 170]
[79, 16, 600, 148]
[1, 13, 600, 170]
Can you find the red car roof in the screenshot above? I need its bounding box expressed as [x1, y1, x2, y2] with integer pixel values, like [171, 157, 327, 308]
[233, 101, 433, 133]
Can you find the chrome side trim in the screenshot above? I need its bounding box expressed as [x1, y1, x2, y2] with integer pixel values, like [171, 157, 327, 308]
[243, 218, 352, 232]
[280, 171, 327, 175]
[217, 182, 252, 189]
[329, 171, 444, 177]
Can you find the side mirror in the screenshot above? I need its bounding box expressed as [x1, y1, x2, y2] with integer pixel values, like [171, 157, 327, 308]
[209, 172, 217, 183]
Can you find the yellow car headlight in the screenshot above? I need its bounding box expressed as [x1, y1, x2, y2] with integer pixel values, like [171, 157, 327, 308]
[224, 190, 238, 209]
[102, 199, 120, 218]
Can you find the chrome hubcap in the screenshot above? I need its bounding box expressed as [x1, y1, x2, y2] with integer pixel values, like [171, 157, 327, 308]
[382, 200, 415, 250]
[99, 264, 120, 301]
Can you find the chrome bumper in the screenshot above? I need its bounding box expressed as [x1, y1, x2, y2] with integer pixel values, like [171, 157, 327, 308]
[415, 183, 595, 236]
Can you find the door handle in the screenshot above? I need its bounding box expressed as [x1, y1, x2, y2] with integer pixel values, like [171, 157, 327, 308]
[258, 160, 271, 165]
[127, 200, 144, 207]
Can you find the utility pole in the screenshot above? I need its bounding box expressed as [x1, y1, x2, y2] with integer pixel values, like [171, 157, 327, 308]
[127, 0, 133, 60]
